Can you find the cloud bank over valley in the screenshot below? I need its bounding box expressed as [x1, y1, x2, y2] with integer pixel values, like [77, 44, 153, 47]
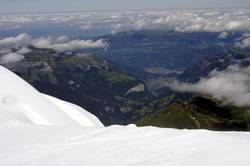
[0, 33, 108, 64]
[0, 9, 250, 37]
[170, 65, 250, 107]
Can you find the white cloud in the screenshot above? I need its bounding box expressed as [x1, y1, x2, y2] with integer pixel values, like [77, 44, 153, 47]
[235, 35, 250, 48]
[170, 65, 250, 107]
[0, 48, 12, 55]
[0, 53, 25, 64]
[0, 33, 31, 48]
[53, 39, 108, 52]
[31, 37, 108, 52]
[218, 32, 229, 39]
[56, 36, 70, 43]
[31, 37, 53, 49]
[79, 24, 93, 30]
[0, 34, 108, 52]
[110, 9, 250, 33]
[17, 47, 31, 54]
[0, 47, 30, 65]
[1, 9, 250, 33]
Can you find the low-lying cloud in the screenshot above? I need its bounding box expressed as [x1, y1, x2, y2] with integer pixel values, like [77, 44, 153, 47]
[32, 37, 108, 52]
[170, 65, 250, 107]
[0, 47, 30, 64]
[218, 32, 229, 39]
[0, 9, 250, 34]
[0, 33, 31, 47]
[235, 33, 250, 48]
[0, 53, 25, 64]
[0, 34, 108, 52]
[16, 47, 31, 54]
[0, 34, 108, 64]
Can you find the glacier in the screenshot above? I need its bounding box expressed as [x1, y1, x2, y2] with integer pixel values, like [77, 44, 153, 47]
[0, 65, 250, 166]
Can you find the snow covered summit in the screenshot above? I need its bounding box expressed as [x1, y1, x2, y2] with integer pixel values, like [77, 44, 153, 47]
[0, 65, 103, 127]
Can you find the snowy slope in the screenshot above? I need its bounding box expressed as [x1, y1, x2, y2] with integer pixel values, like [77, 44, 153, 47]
[43, 94, 104, 127]
[0, 65, 103, 127]
[0, 125, 250, 166]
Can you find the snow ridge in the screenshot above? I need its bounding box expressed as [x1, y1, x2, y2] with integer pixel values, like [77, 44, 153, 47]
[0, 65, 103, 127]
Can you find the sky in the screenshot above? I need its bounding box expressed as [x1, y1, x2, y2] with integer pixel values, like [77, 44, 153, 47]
[0, 0, 250, 13]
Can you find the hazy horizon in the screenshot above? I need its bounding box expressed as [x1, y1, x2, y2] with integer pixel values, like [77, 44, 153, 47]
[0, 0, 250, 14]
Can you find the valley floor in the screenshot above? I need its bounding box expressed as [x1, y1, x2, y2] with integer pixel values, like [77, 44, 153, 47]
[1, 124, 250, 166]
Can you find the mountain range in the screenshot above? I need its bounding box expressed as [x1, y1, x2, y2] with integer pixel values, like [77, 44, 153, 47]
[1, 30, 250, 130]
